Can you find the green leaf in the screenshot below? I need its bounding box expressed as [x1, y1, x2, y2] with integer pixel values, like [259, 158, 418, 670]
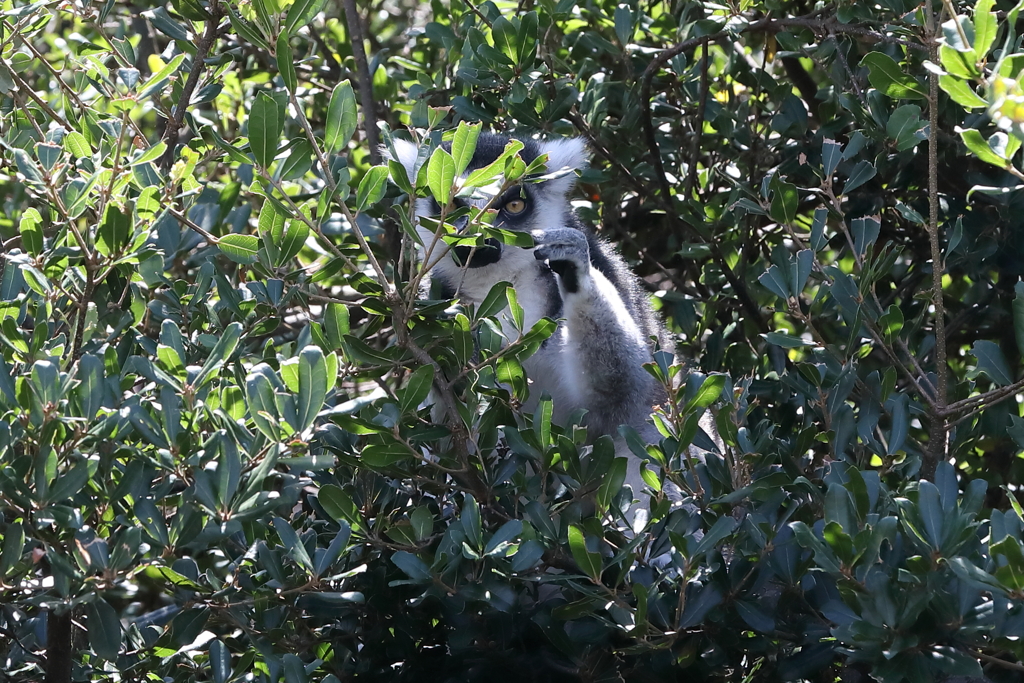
[463, 140, 524, 188]
[939, 74, 987, 109]
[462, 494, 483, 548]
[296, 345, 328, 433]
[323, 303, 350, 351]
[567, 525, 602, 581]
[491, 16, 518, 63]
[257, 200, 286, 264]
[315, 521, 352, 576]
[209, 640, 232, 683]
[685, 374, 726, 412]
[960, 128, 1010, 168]
[886, 104, 927, 151]
[758, 265, 790, 300]
[273, 517, 315, 573]
[284, 0, 327, 35]
[969, 340, 1013, 385]
[399, 364, 434, 414]
[476, 280, 513, 320]
[614, 4, 633, 45]
[427, 147, 456, 206]
[324, 81, 358, 154]
[822, 138, 842, 177]
[138, 53, 187, 98]
[275, 219, 309, 266]
[277, 34, 297, 93]
[194, 322, 243, 390]
[451, 121, 482, 176]
[64, 131, 92, 160]
[484, 519, 523, 556]
[97, 205, 131, 257]
[879, 304, 904, 343]
[249, 91, 282, 168]
[843, 160, 876, 193]
[596, 457, 627, 513]
[763, 331, 814, 348]
[47, 459, 91, 503]
[918, 480, 944, 549]
[768, 176, 798, 224]
[87, 600, 122, 661]
[887, 392, 909, 455]
[356, 165, 389, 212]
[317, 484, 360, 526]
[851, 216, 880, 257]
[283, 654, 308, 683]
[940, 44, 977, 79]
[0, 522, 24, 578]
[991, 536, 1024, 590]
[18, 208, 43, 256]
[218, 233, 261, 264]
[862, 52, 927, 100]
[391, 551, 431, 581]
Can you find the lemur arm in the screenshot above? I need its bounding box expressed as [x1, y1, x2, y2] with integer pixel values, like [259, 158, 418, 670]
[532, 228, 658, 434]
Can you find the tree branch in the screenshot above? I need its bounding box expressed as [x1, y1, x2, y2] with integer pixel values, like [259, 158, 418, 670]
[159, 3, 225, 169]
[922, 0, 947, 481]
[341, 0, 380, 163]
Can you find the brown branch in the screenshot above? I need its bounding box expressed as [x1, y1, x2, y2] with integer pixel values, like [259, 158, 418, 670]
[45, 608, 72, 683]
[973, 650, 1024, 673]
[159, 3, 225, 169]
[9, 69, 72, 132]
[683, 40, 710, 201]
[922, 0, 947, 481]
[341, 0, 380, 163]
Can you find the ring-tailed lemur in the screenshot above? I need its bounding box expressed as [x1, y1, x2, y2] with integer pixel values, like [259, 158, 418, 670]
[389, 133, 670, 441]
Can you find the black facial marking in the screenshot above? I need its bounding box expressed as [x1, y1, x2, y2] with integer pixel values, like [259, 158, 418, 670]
[452, 238, 503, 268]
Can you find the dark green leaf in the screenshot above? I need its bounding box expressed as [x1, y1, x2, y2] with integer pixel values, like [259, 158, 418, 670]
[969, 340, 1013, 386]
[399, 364, 434, 414]
[862, 51, 927, 100]
[249, 91, 282, 168]
[325, 81, 357, 154]
[843, 160, 877, 193]
[356, 165, 389, 212]
[88, 600, 121, 661]
[296, 345, 328, 433]
[567, 525, 601, 581]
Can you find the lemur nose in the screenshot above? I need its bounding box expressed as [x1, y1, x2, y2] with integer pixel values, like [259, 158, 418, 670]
[452, 238, 502, 268]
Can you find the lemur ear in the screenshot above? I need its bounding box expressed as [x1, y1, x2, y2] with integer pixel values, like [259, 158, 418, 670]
[381, 137, 421, 185]
[537, 137, 589, 196]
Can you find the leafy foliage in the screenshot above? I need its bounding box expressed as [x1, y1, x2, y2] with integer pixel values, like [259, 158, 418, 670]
[3, 0, 1024, 681]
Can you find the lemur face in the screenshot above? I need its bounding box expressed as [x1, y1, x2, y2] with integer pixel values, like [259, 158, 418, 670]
[389, 133, 589, 269]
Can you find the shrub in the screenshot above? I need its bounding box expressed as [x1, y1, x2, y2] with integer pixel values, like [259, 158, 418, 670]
[2, 0, 1024, 681]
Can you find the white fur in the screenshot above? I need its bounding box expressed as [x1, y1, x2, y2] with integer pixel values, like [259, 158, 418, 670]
[537, 138, 589, 198]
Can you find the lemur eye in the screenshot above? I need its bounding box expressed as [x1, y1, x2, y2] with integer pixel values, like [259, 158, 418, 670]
[504, 198, 527, 214]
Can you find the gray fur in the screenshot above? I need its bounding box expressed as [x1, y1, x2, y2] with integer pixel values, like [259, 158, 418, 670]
[389, 133, 669, 441]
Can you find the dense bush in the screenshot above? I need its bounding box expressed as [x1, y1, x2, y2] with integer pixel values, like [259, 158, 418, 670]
[4, 0, 1024, 681]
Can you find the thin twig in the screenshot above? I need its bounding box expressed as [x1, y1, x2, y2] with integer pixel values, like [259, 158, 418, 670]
[160, 2, 225, 169]
[9, 68, 72, 131]
[973, 650, 1024, 673]
[341, 0, 380, 163]
[167, 207, 218, 243]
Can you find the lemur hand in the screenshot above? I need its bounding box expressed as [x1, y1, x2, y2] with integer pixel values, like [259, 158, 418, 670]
[532, 228, 590, 294]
